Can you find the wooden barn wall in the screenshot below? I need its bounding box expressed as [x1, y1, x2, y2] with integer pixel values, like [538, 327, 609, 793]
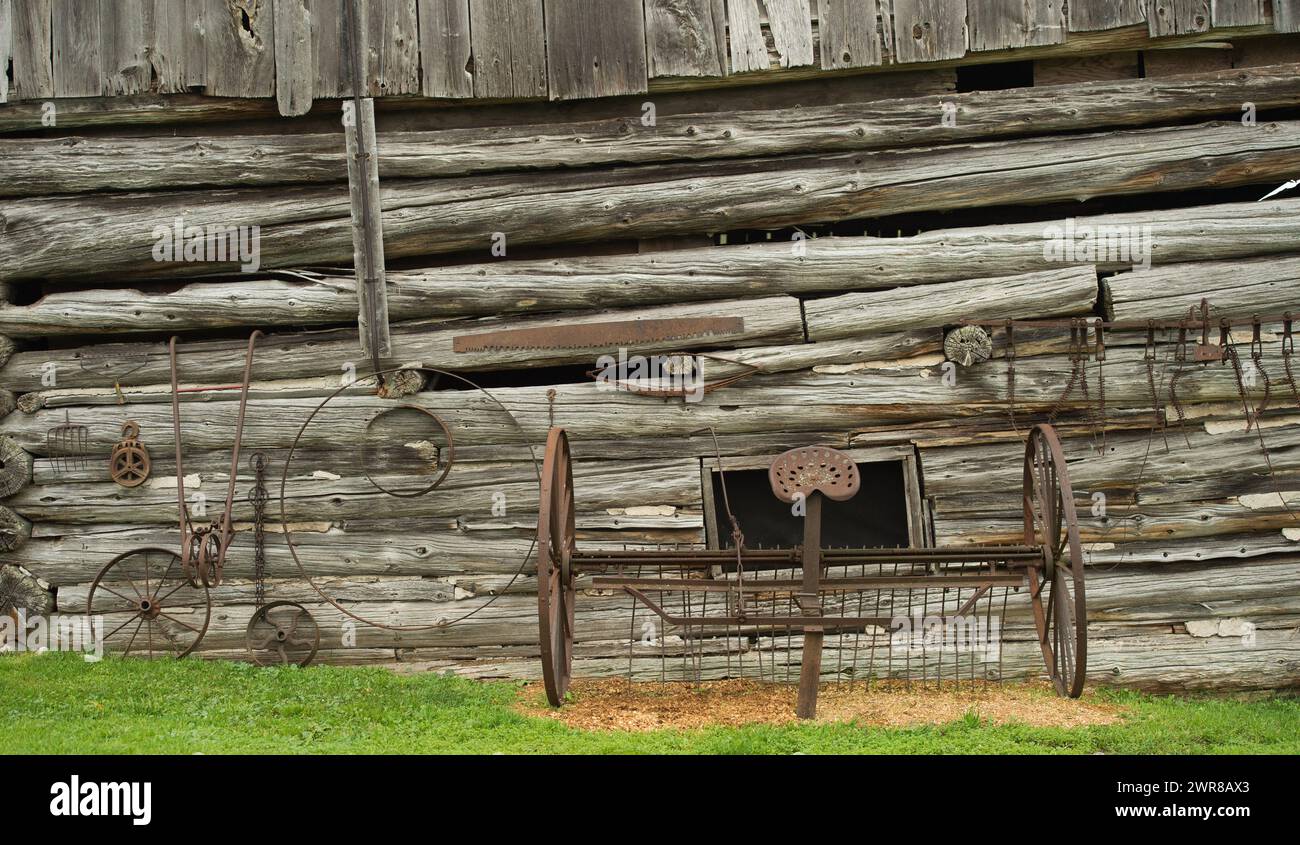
[3, 16, 1300, 690]
[0, 0, 1294, 118]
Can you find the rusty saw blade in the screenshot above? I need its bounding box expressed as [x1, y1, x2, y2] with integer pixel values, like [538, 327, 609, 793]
[452, 317, 746, 353]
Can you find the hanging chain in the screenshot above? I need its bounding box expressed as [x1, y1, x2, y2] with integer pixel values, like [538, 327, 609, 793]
[1168, 316, 1193, 449]
[1144, 320, 1170, 452]
[1005, 321, 1021, 438]
[1093, 322, 1106, 454]
[249, 452, 269, 609]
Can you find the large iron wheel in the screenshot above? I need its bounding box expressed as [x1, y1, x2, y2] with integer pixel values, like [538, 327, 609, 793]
[1022, 424, 1087, 698]
[86, 547, 211, 659]
[537, 427, 576, 706]
[246, 601, 320, 667]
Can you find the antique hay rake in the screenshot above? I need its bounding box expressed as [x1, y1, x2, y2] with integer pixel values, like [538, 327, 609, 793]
[536, 423, 1086, 717]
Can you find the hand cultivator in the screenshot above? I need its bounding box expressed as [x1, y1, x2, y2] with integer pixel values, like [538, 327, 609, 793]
[536, 424, 1087, 717]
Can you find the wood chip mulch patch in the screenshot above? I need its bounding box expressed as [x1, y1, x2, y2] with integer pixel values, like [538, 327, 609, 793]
[516, 679, 1125, 732]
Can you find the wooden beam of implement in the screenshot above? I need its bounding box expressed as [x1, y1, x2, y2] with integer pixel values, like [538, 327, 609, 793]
[451, 317, 745, 352]
[344, 0, 391, 368]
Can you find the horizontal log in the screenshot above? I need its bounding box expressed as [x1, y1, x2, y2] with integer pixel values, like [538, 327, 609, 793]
[1105, 254, 1300, 320]
[923, 422, 1300, 500]
[6, 120, 1300, 283]
[2, 457, 703, 526]
[805, 266, 1099, 341]
[2, 198, 1299, 337]
[0, 348, 1270, 455]
[0, 295, 803, 391]
[4, 64, 1299, 197]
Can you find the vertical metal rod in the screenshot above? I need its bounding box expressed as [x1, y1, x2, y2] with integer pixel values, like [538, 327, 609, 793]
[795, 492, 824, 720]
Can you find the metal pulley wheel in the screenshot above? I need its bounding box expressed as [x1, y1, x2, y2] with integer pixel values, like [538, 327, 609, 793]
[246, 601, 320, 667]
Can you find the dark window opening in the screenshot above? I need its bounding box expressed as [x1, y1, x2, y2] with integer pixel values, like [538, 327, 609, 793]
[956, 61, 1034, 93]
[709, 460, 912, 550]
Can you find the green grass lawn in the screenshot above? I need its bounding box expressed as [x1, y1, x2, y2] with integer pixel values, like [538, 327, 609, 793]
[2, 652, 1297, 754]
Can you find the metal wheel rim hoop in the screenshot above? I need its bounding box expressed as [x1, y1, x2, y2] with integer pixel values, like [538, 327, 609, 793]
[85, 547, 212, 659]
[1022, 424, 1088, 698]
[537, 427, 576, 706]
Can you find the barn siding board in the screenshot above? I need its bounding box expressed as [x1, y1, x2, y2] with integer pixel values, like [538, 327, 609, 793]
[183, 0, 205, 86]
[99, 0, 147, 95]
[1067, 0, 1145, 31]
[1148, 0, 1211, 36]
[816, 0, 882, 69]
[0, 0, 11, 103]
[1210, 0, 1265, 26]
[51, 0, 99, 97]
[1277, 1, 1300, 33]
[273, 0, 311, 113]
[366, 0, 419, 95]
[765, 0, 814, 68]
[967, 0, 1065, 52]
[544, 0, 648, 100]
[644, 0, 727, 78]
[417, 0, 473, 97]
[308, 0, 343, 97]
[468, 0, 546, 98]
[889, 0, 968, 63]
[203, 0, 276, 97]
[147, 0, 193, 93]
[724, 0, 768, 71]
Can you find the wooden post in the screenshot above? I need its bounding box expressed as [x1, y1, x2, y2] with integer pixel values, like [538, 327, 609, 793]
[343, 0, 391, 371]
[796, 490, 824, 719]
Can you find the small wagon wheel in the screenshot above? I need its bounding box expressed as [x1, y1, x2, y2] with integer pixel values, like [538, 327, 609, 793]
[1022, 424, 1087, 698]
[86, 547, 211, 659]
[537, 427, 576, 706]
[246, 601, 320, 667]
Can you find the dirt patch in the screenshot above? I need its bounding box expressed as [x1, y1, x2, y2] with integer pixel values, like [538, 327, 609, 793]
[516, 679, 1125, 732]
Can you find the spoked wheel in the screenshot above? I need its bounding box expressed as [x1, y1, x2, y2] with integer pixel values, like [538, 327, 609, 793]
[86, 547, 211, 659]
[246, 601, 320, 667]
[1022, 424, 1088, 698]
[537, 427, 576, 706]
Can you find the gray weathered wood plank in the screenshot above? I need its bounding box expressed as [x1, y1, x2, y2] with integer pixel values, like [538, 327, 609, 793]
[890, 0, 968, 63]
[968, 0, 1065, 51]
[308, 0, 343, 97]
[1148, 0, 1211, 36]
[1277, 0, 1300, 32]
[183, 0, 206, 86]
[817, 0, 882, 69]
[644, 0, 727, 77]
[724, 0, 767, 71]
[203, 0, 275, 97]
[0, 0, 12, 103]
[145, 0, 191, 93]
[366, 0, 419, 95]
[100, 0, 147, 95]
[1210, 0, 1265, 26]
[544, 0, 648, 99]
[51, 0, 100, 97]
[417, 0, 472, 97]
[468, 0, 546, 98]
[345, 97, 392, 360]
[1066, 0, 1146, 31]
[765, 0, 814, 67]
[273, 0, 312, 114]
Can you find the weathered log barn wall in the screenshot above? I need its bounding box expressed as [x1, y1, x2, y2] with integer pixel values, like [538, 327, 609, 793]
[2, 1, 1299, 691]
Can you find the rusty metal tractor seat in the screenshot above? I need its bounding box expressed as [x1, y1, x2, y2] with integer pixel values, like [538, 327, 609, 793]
[535, 424, 1086, 718]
